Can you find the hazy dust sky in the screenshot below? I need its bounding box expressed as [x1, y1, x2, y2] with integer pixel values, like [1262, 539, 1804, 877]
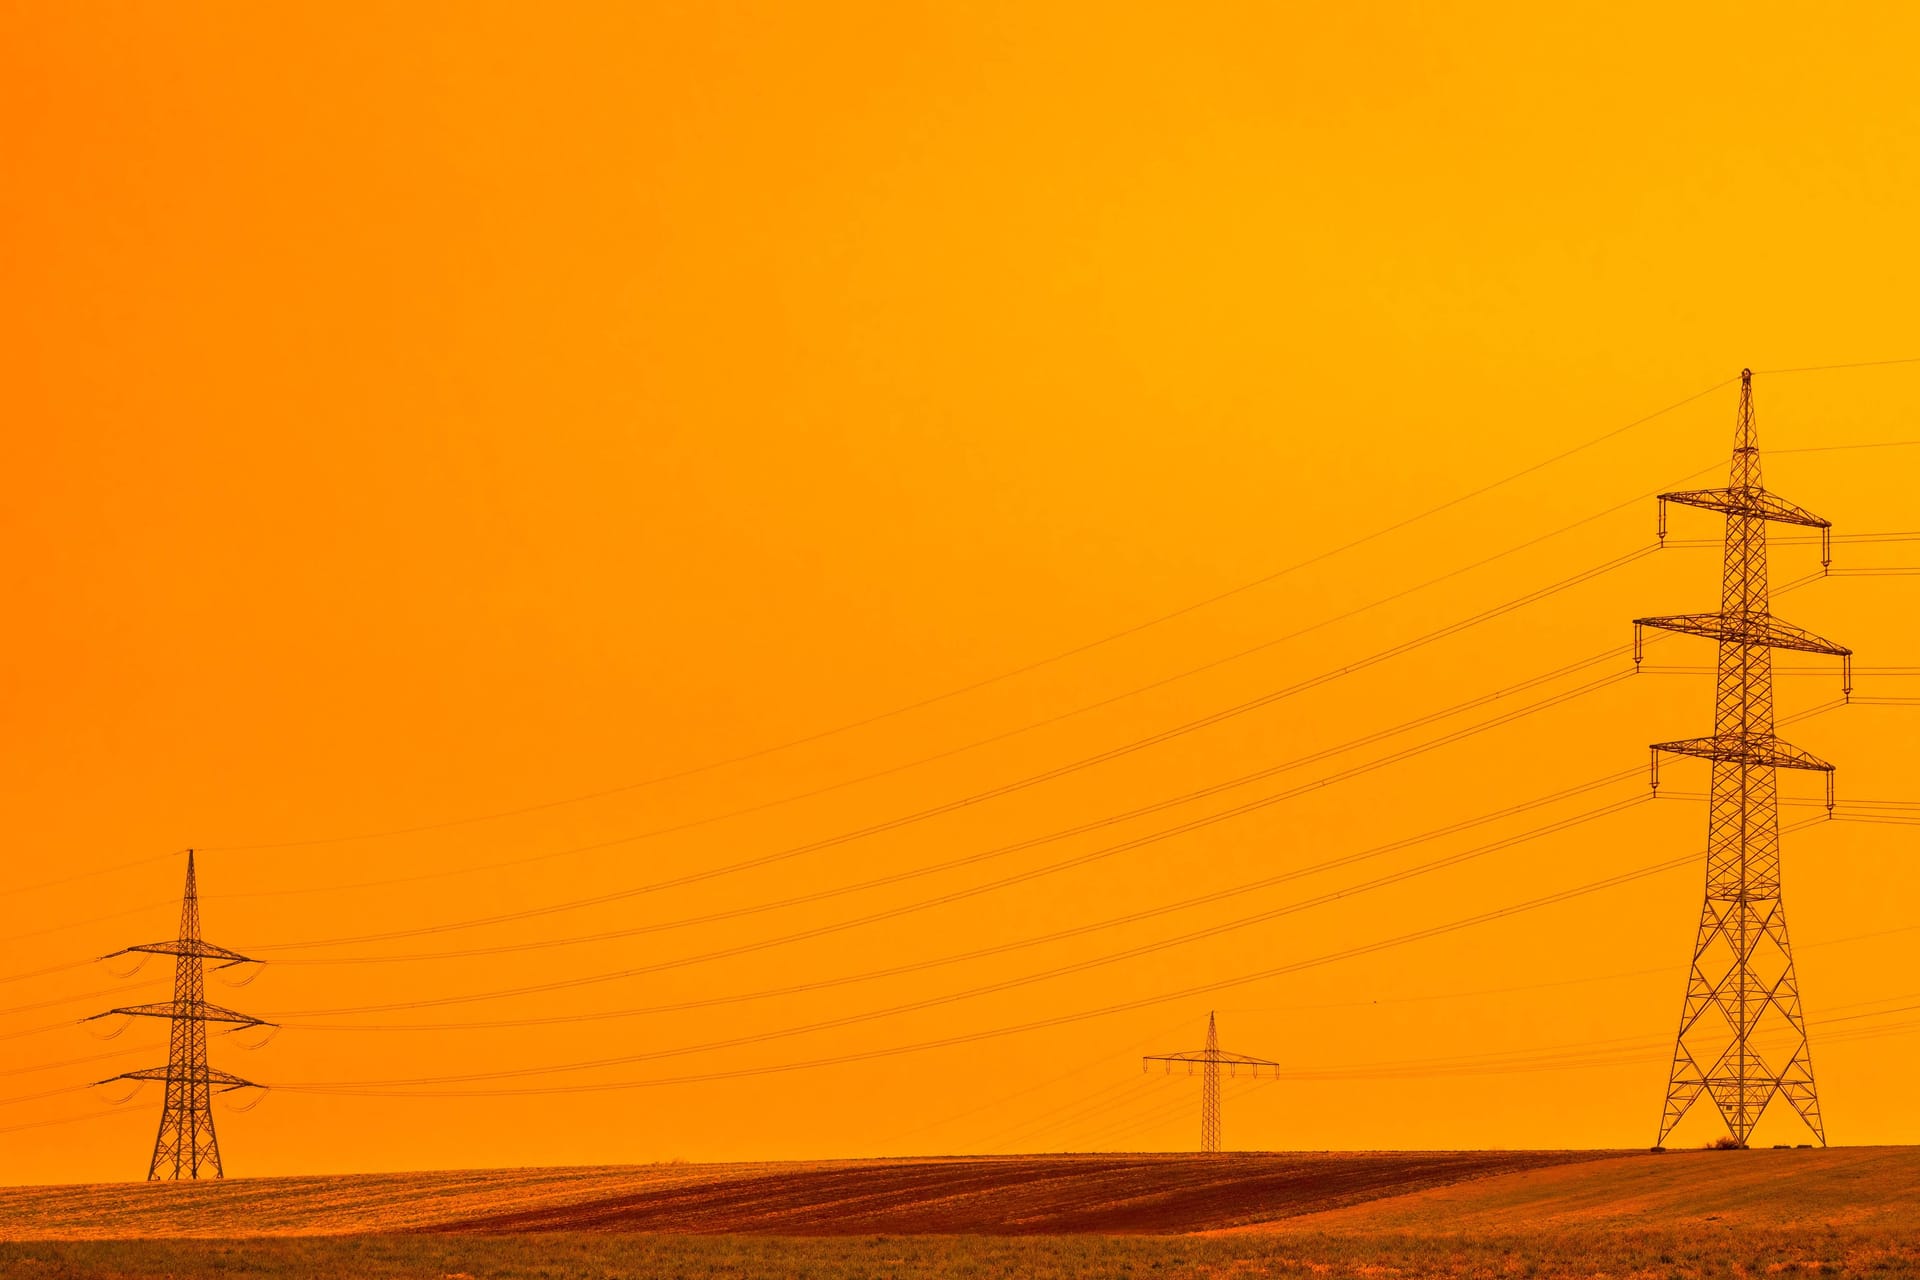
[3, 3, 1918, 1181]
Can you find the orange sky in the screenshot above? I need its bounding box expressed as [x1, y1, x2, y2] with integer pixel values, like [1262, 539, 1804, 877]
[3, 3, 1918, 1183]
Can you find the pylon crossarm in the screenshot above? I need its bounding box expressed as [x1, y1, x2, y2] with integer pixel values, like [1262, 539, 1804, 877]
[1142, 1051, 1279, 1069]
[1658, 485, 1830, 529]
[1753, 615, 1850, 659]
[1212, 1051, 1280, 1068]
[95, 1066, 262, 1091]
[1633, 612, 1849, 657]
[1653, 736, 1838, 809]
[1653, 734, 1833, 773]
[104, 939, 260, 968]
[86, 1001, 275, 1029]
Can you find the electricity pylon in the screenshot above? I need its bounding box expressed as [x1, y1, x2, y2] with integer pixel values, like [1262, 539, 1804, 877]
[88, 850, 271, 1179]
[1143, 1012, 1278, 1153]
[1634, 369, 1850, 1150]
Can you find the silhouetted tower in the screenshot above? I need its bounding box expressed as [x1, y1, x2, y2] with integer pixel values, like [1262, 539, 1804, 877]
[1143, 1012, 1278, 1153]
[1634, 369, 1850, 1149]
[88, 850, 271, 1179]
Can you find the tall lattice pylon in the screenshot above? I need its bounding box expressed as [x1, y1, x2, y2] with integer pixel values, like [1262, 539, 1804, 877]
[1634, 369, 1851, 1150]
[88, 850, 271, 1179]
[1143, 1012, 1279, 1153]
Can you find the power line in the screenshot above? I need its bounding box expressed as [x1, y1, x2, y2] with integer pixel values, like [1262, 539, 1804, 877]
[1774, 441, 1920, 459]
[33, 471, 1904, 941]
[1279, 984, 1920, 1083]
[1049, 1081, 1208, 1152]
[250, 543, 1661, 952]
[1824, 568, 1920, 578]
[0, 1108, 143, 1138]
[0, 958, 99, 988]
[981, 975, 1920, 1148]
[265, 647, 1647, 968]
[12, 362, 1920, 1166]
[9, 900, 177, 945]
[55, 977, 1920, 1147]
[11, 849, 189, 900]
[1664, 530, 1920, 547]
[268, 833, 1689, 1097]
[267, 797, 1651, 1079]
[0, 1018, 103, 1045]
[1229, 914, 1920, 1021]
[0, 983, 166, 1019]
[265, 674, 1647, 1017]
[273, 808, 1760, 1099]
[163, 513, 1806, 967]
[894, 1012, 1195, 1149]
[275, 772, 1648, 1029]
[197, 377, 1737, 855]
[0, 1046, 151, 1085]
[218, 530, 1672, 912]
[965, 856, 1920, 1146]
[974, 1075, 1156, 1153]
[1639, 663, 1920, 676]
[1075, 1077, 1285, 1153]
[1755, 356, 1920, 375]
[1, 646, 1634, 1017]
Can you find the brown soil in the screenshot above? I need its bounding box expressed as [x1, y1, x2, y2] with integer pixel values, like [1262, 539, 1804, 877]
[1230, 1144, 1920, 1233]
[431, 1151, 1611, 1234]
[0, 1150, 1612, 1239]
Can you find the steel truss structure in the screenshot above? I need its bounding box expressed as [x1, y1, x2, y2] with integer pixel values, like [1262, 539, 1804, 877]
[1143, 1011, 1278, 1153]
[88, 850, 271, 1179]
[1636, 369, 1849, 1149]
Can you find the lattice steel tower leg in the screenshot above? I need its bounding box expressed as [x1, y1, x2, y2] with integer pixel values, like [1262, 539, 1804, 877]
[1634, 370, 1850, 1149]
[1200, 1012, 1221, 1154]
[155, 853, 220, 1177]
[1144, 1012, 1279, 1154]
[88, 850, 271, 1179]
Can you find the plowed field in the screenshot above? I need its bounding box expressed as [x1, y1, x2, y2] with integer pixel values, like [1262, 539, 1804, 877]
[4, 1148, 1917, 1279]
[1240, 1143, 1919, 1232]
[0, 1150, 1604, 1238]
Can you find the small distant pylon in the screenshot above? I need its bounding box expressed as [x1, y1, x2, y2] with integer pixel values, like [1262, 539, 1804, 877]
[1143, 1012, 1279, 1153]
[87, 850, 272, 1180]
[1634, 369, 1850, 1150]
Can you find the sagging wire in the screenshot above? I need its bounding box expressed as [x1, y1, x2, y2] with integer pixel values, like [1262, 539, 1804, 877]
[83, 1015, 132, 1042]
[225, 1024, 282, 1051]
[196, 376, 1738, 858]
